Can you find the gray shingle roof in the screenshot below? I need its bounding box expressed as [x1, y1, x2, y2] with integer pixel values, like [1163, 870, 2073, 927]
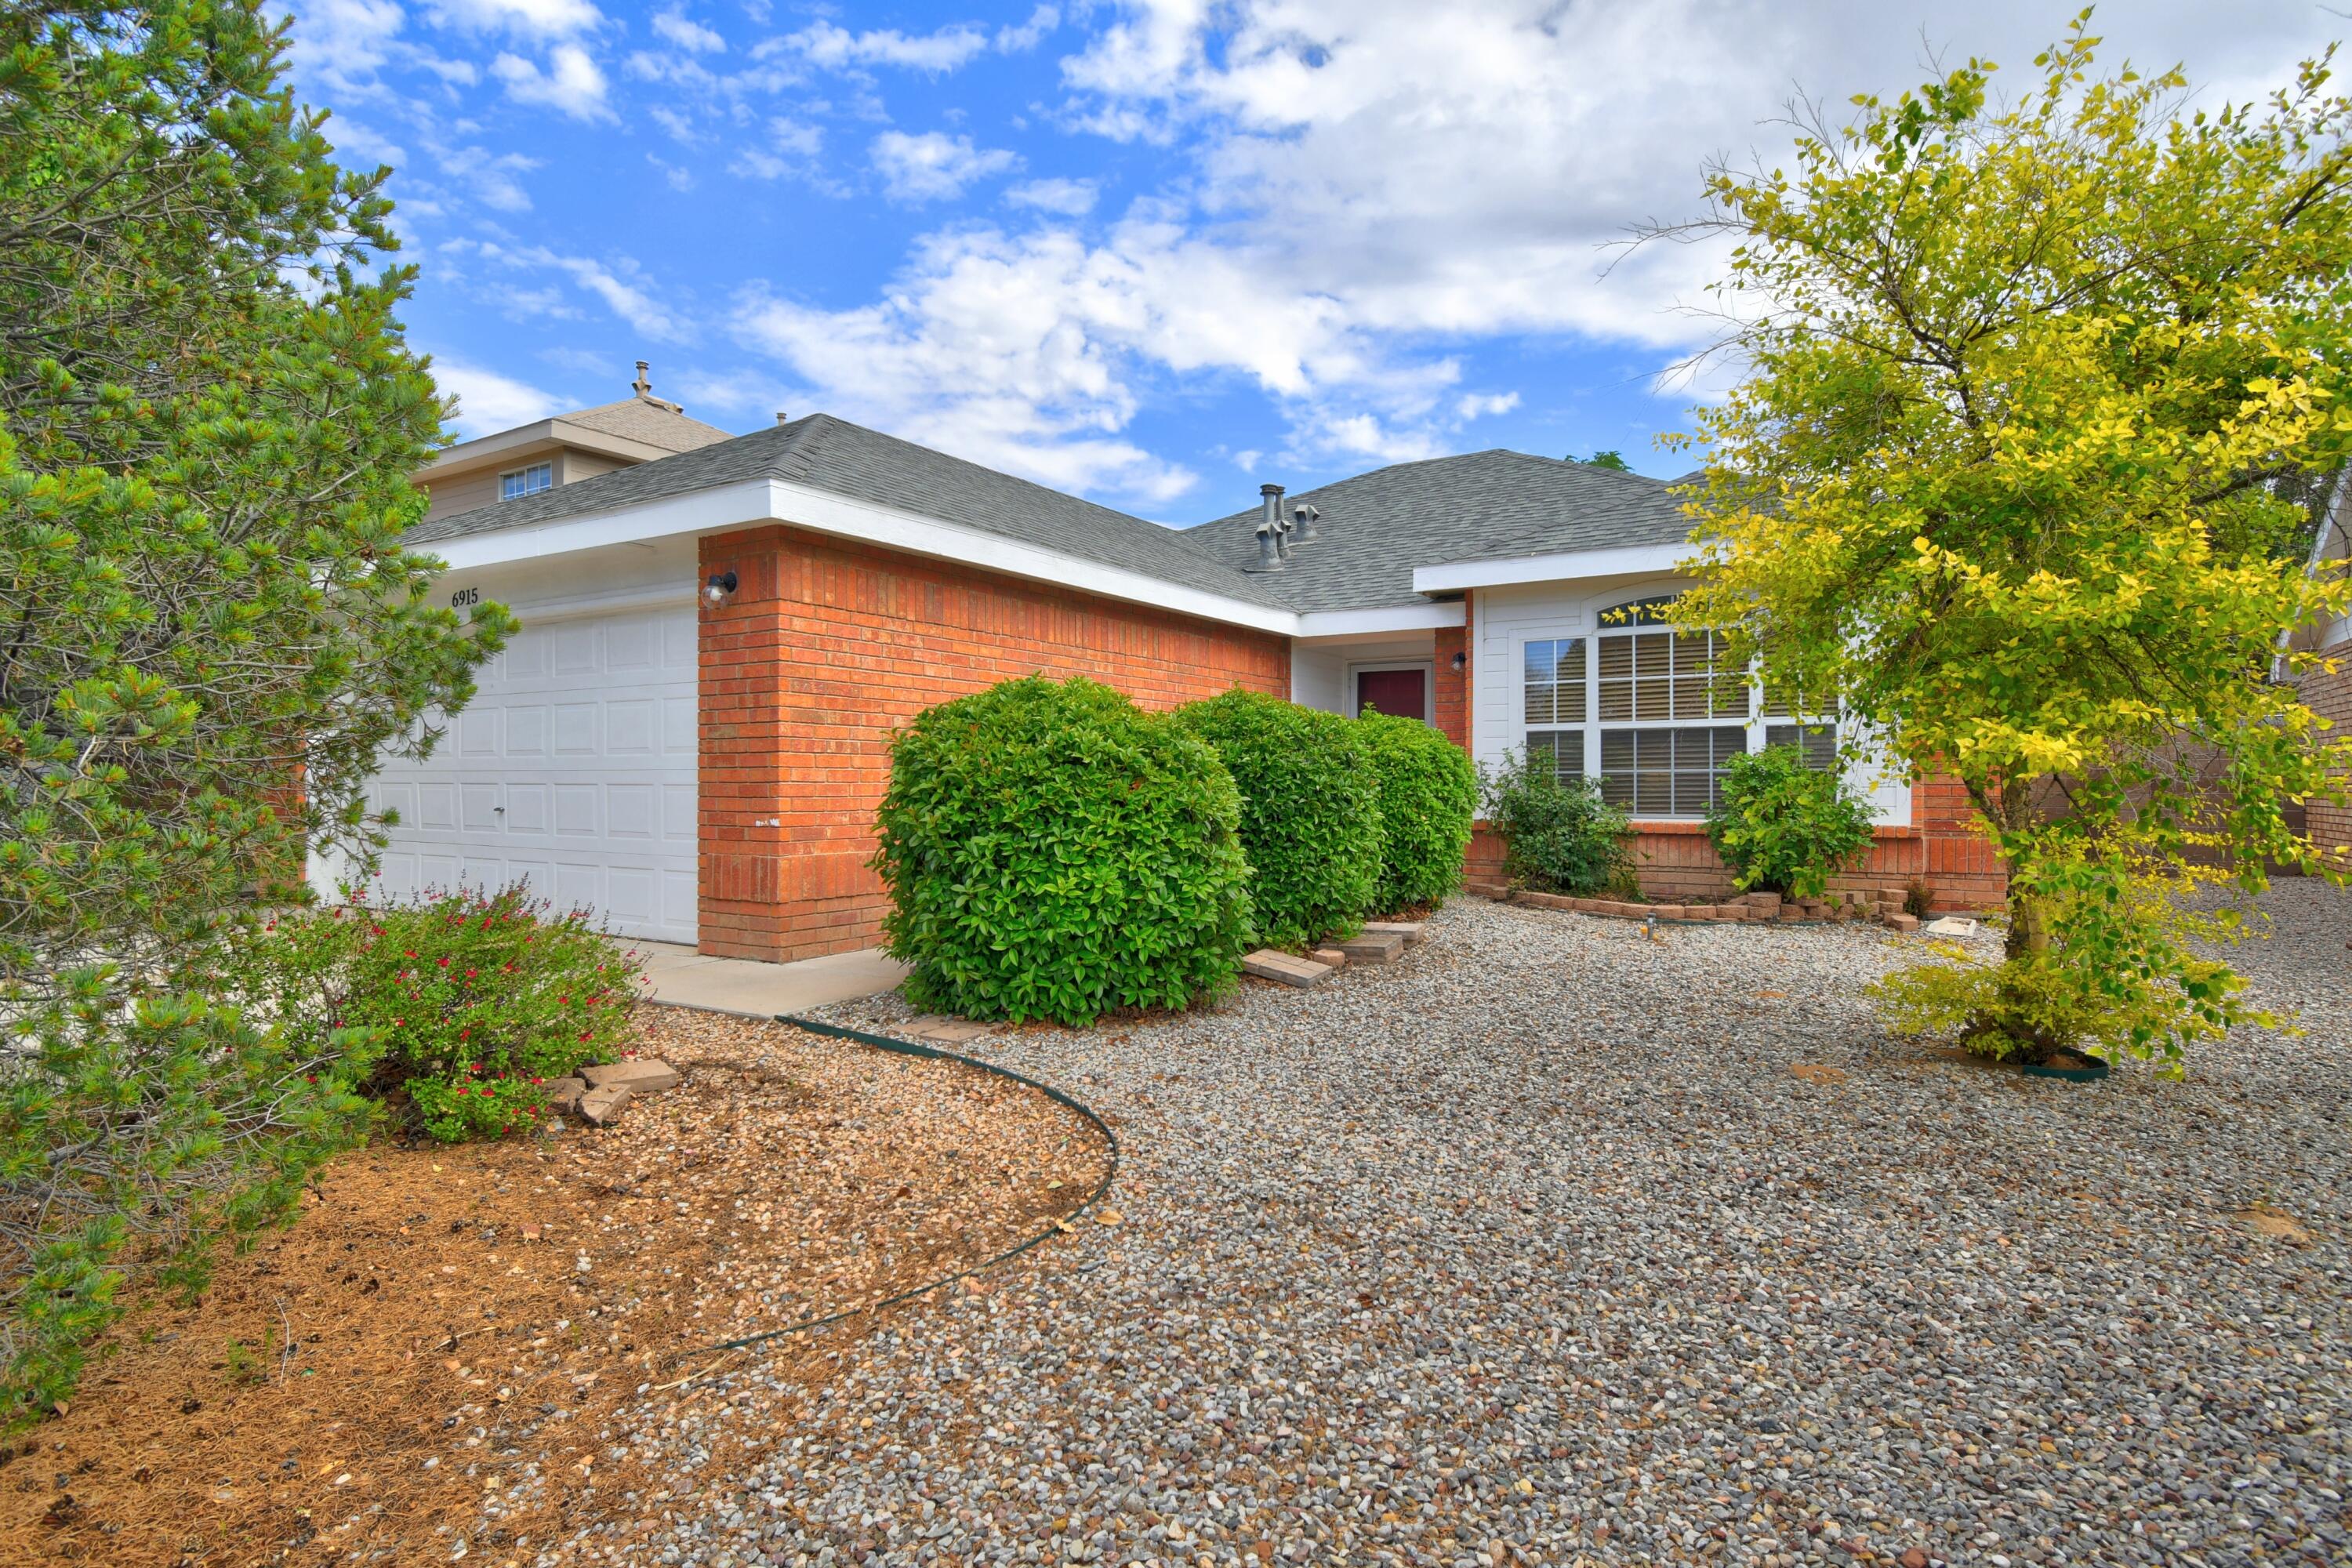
[559, 395, 735, 452]
[407, 413, 1298, 612]
[1174, 451, 1698, 612]
[408, 417, 1697, 618]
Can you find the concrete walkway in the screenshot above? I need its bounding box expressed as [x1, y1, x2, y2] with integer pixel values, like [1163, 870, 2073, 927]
[633, 941, 908, 1018]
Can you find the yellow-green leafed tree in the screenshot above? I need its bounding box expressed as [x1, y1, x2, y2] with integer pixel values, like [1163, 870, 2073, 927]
[1661, 13, 2352, 1069]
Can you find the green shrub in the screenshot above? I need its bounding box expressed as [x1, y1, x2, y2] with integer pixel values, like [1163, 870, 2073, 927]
[1356, 711, 1478, 913]
[873, 676, 1252, 1025]
[2, 972, 376, 1428]
[1480, 750, 1633, 895]
[1704, 744, 1877, 898]
[1173, 688, 1385, 946]
[220, 886, 644, 1142]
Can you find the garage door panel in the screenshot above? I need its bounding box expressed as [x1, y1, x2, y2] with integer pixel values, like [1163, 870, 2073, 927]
[662, 695, 695, 754]
[506, 783, 549, 835]
[552, 703, 597, 755]
[662, 613, 696, 670]
[506, 706, 546, 756]
[349, 601, 697, 944]
[608, 699, 656, 755]
[552, 784, 598, 836]
[505, 634, 547, 680]
[606, 616, 656, 671]
[608, 785, 655, 840]
[461, 784, 501, 831]
[459, 709, 499, 757]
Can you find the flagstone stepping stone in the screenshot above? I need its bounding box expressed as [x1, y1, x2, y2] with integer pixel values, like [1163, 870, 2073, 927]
[1361, 920, 1425, 946]
[581, 1058, 682, 1094]
[576, 1083, 633, 1127]
[1243, 949, 1334, 987]
[1336, 932, 1406, 964]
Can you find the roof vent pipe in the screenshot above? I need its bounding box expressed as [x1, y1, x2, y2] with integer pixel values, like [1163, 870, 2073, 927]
[1248, 483, 1287, 572]
[1264, 483, 1292, 561]
[1290, 502, 1320, 542]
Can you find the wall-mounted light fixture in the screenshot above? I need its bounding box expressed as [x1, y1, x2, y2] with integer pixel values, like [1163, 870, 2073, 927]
[1450, 651, 1467, 672]
[703, 569, 739, 607]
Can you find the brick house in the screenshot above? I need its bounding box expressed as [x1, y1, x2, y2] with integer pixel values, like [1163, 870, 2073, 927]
[358, 379, 2001, 962]
[2287, 480, 2352, 869]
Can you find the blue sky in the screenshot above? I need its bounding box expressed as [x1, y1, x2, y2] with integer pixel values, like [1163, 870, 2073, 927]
[287, 0, 2346, 523]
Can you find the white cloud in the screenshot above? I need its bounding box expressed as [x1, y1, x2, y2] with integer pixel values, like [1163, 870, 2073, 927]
[437, 145, 542, 211]
[1006, 176, 1098, 216]
[652, 9, 724, 53]
[871, 131, 1019, 202]
[290, 0, 407, 96]
[446, 239, 691, 339]
[492, 43, 611, 119]
[427, 0, 601, 37]
[779, 20, 990, 74]
[996, 5, 1059, 53]
[731, 118, 827, 182]
[648, 153, 695, 192]
[1456, 390, 1520, 420]
[433, 358, 566, 437]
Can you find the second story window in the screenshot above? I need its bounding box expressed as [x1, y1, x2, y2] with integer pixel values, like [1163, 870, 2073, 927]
[500, 462, 554, 501]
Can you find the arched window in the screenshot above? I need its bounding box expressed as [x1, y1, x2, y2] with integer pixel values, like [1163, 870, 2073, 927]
[1519, 593, 1837, 817]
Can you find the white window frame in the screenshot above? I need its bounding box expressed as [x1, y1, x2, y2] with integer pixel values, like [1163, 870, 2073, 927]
[1347, 659, 1435, 725]
[500, 461, 554, 502]
[1514, 593, 1841, 820]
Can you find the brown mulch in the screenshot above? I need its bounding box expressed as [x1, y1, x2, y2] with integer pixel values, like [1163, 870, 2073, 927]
[0, 1008, 1111, 1566]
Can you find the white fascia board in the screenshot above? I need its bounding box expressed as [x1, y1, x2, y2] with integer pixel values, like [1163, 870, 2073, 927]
[765, 478, 1298, 635]
[412, 477, 1301, 636]
[419, 477, 777, 572]
[1411, 541, 1690, 593]
[1294, 602, 1465, 639]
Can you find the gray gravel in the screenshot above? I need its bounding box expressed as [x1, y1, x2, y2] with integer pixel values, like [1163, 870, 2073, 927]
[544, 880, 2350, 1568]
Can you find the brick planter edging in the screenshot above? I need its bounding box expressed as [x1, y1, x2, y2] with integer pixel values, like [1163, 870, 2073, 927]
[1469, 883, 1922, 932]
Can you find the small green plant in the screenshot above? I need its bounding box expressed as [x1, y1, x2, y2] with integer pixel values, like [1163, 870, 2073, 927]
[1479, 750, 1632, 895]
[1871, 872, 2263, 1069]
[1174, 688, 1384, 946]
[1, 977, 374, 1428]
[1355, 710, 1479, 914]
[873, 676, 1252, 1025]
[1704, 744, 1877, 899]
[220, 886, 644, 1142]
[1904, 878, 1936, 920]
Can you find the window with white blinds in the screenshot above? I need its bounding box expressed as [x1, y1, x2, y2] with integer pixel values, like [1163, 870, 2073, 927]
[1515, 595, 1841, 817]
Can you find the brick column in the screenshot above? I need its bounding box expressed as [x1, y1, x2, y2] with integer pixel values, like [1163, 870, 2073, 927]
[697, 532, 792, 959]
[1434, 594, 1469, 750]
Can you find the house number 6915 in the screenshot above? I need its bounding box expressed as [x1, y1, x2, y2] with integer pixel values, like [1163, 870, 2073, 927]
[449, 586, 480, 607]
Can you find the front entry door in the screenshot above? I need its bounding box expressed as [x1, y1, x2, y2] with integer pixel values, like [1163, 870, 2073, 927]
[1355, 667, 1428, 721]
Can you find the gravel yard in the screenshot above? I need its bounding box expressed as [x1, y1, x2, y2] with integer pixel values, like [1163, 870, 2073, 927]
[562, 880, 2350, 1568]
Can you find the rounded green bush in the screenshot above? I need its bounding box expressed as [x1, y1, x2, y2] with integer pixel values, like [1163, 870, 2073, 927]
[872, 675, 1252, 1025]
[1705, 742, 1877, 898]
[1356, 711, 1479, 913]
[1173, 687, 1383, 947]
[1480, 749, 1634, 895]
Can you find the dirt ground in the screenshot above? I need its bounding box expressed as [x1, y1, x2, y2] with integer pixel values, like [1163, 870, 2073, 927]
[0, 1008, 1111, 1566]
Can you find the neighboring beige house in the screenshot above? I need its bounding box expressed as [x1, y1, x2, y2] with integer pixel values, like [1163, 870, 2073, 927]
[415, 362, 735, 524]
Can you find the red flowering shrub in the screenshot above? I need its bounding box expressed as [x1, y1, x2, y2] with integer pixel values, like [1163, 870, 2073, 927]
[225, 884, 644, 1141]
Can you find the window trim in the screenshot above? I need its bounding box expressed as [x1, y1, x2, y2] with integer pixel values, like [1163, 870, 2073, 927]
[499, 460, 555, 502]
[1512, 591, 1843, 821]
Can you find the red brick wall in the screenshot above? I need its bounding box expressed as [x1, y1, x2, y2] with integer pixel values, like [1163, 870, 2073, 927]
[1465, 782, 2009, 914]
[698, 525, 1291, 962]
[1434, 607, 1468, 750]
[2307, 636, 2352, 868]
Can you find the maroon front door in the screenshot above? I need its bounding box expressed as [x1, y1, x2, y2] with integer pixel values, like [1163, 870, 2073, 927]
[1356, 668, 1427, 721]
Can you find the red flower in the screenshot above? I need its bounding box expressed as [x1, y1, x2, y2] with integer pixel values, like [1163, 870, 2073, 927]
[465, 968, 477, 978]
[437, 956, 451, 967]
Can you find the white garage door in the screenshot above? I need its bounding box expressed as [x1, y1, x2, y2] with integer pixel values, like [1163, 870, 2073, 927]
[361, 601, 699, 944]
